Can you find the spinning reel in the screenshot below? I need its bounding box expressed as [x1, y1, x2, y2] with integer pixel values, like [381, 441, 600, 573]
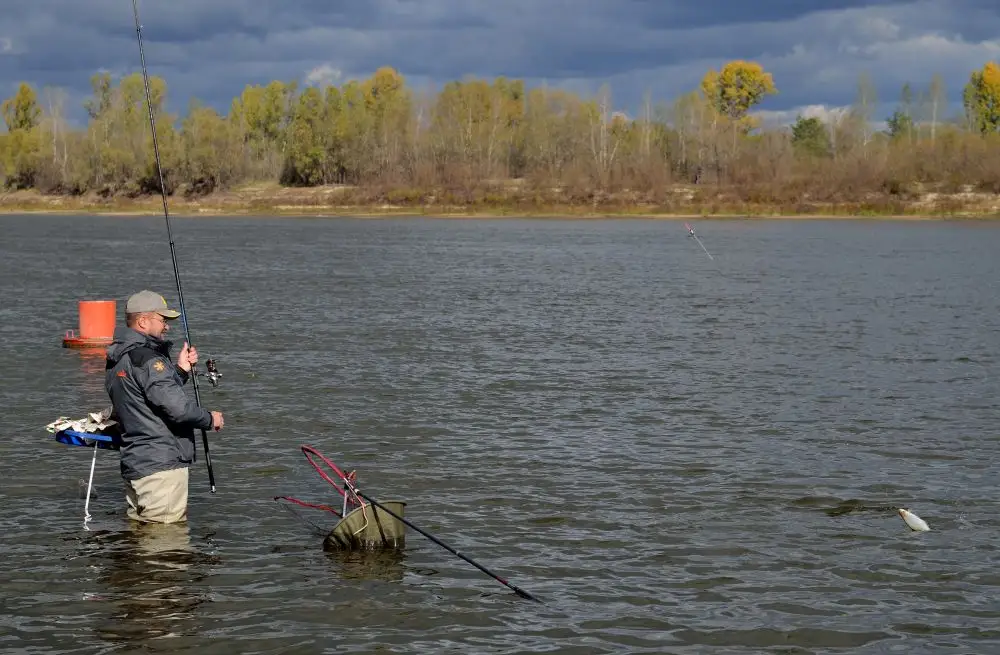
[197, 358, 223, 388]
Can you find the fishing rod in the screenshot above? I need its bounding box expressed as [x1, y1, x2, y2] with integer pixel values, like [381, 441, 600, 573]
[131, 0, 216, 492]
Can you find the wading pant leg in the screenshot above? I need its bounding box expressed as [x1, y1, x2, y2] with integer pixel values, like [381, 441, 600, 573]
[124, 467, 189, 523]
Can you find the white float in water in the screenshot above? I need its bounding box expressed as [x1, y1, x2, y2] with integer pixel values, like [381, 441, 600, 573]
[898, 508, 930, 532]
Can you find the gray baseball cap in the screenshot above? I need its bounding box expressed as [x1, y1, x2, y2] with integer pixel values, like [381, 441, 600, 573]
[125, 290, 181, 319]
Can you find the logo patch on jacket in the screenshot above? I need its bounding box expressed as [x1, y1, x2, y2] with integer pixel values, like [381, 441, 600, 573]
[153, 360, 166, 372]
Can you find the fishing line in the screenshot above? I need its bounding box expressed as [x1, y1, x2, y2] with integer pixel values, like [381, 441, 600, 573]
[130, 0, 217, 491]
[680, 221, 750, 284]
[685, 222, 714, 260]
[277, 500, 334, 537]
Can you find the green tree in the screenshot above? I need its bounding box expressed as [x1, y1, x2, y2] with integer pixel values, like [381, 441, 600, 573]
[181, 102, 241, 193]
[363, 66, 411, 180]
[78, 72, 179, 194]
[885, 110, 914, 141]
[282, 86, 330, 185]
[2, 82, 42, 131]
[963, 61, 1000, 134]
[230, 80, 296, 178]
[791, 116, 831, 157]
[0, 83, 43, 188]
[886, 83, 915, 142]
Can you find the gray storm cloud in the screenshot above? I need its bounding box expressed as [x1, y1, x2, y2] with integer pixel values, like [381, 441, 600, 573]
[1, 0, 997, 127]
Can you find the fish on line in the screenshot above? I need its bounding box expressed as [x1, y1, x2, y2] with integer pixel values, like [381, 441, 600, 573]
[898, 508, 930, 532]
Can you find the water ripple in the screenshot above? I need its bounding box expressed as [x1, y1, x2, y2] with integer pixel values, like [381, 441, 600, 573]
[1, 216, 999, 653]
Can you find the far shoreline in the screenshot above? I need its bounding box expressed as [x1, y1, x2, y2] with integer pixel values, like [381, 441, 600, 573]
[0, 208, 975, 221]
[2, 184, 999, 221]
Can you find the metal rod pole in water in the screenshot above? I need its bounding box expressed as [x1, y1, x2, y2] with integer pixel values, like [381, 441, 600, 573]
[83, 441, 98, 530]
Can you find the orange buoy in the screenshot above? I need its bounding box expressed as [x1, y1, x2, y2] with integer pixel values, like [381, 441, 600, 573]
[62, 300, 117, 349]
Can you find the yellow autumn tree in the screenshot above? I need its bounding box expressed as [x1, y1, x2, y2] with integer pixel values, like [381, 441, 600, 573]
[700, 60, 777, 131]
[962, 61, 1000, 134]
[364, 66, 411, 178]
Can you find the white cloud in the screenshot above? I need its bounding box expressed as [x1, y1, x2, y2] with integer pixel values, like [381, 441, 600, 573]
[859, 16, 902, 41]
[304, 63, 342, 87]
[754, 104, 852, 128]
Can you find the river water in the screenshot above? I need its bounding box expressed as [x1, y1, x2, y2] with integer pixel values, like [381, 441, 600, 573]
[0, 214, 998, 654]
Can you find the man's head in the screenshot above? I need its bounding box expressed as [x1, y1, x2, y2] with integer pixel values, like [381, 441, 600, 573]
[124, 290, 181, 339]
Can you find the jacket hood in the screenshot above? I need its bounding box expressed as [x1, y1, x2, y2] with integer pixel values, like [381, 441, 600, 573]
[106, 326, 173, 363]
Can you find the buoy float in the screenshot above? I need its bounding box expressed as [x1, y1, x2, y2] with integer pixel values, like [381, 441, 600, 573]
[62, 300, 116, 349]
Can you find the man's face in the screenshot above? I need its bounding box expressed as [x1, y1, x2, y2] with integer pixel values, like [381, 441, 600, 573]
[137, 312, 170, 339]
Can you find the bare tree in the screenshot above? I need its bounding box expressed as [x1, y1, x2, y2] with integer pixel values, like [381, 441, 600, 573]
[927, 73, 946, 145]
[853, 72, 878, 156]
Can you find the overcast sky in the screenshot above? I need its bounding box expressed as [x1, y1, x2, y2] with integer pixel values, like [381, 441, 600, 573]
[2, 0, 999, 128]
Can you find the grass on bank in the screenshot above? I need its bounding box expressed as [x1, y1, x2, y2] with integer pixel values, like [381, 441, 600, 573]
[2, 181, 999, 219]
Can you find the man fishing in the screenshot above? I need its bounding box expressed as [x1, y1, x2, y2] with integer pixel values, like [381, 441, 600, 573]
[105, 290, 224, 524]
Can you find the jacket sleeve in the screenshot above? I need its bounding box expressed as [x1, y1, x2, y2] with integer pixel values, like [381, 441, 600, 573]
[139, 356, 213, 429]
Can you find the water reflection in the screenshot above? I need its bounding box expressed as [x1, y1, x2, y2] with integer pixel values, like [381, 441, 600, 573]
[91, 522, 217, 643]
[70, 348, 110, 399]
[324, 548, 408, 583]
[280, 500, 410, 582]
[73, 349, 107, 376]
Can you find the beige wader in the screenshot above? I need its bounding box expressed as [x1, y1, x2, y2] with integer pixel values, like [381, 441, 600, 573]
[124, 467, 189, 523]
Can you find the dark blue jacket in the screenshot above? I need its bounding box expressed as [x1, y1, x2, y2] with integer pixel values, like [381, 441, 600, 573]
[105, 327, 212, 480]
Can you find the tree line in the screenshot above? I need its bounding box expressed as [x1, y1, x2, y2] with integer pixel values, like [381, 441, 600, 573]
[3, 60, 1000, 208]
